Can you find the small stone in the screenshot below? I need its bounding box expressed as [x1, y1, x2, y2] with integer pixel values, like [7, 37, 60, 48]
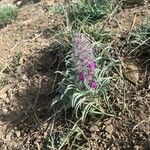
[26, 137, 31, 144]
[108, 18, 119, 28]
[5, 98, 10, 104]
[19, 57, 24, 65]
[0, 93, 7, 99]
[13, 142, 18, 148]
[106, 133, 111, 139]
[2, 108, 8, 114]
[91, 133, 99, 140]
[112, 145, 117, 150]
[123, 61, 140, 84]
[15, 131, 21, 138]
[102, 141, 107, 149]
[102, 125, 106, 130]
[134, 145, 140, 150]
[44, 132, 48, 138]
[16, 1, 22, 6]
[105, 124, 114, 134]
[90, 125, 100, 132]
[21, 74, 28, 81]
[95, 120, 102, 126]
[6, 132, 13, 140]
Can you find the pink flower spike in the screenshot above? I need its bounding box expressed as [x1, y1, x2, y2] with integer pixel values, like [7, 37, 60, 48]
[89, 81, 97, 90]
[79, 72, 84, 81]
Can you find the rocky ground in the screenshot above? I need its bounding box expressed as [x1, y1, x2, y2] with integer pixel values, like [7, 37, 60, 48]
[0, 0, 149, 149]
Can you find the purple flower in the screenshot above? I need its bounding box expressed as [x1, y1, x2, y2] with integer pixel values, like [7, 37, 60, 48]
[87, 61, 96, 70]
[89, 81, 97, 90]
[73, 33, 97, 89]
[79, 72, 84, 81]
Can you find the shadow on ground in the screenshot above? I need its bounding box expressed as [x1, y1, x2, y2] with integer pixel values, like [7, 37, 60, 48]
[0, 41, 67, 141]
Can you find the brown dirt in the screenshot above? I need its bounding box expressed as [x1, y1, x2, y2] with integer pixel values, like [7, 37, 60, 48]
[0, 0, 64, 149]
[107, 3, 150, 33]
[0, 0, 63, 65]
[0, 0, 150, 150]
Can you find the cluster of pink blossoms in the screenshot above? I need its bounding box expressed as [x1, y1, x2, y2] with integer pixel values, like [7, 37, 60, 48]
[73, 33, 97, 90]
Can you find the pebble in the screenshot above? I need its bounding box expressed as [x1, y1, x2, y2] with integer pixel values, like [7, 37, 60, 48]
[21, 74, 28, 81]
[15, 131, 21, 138]
[105, 124, 114, 134]
[0, 93, 7, 99]
[6, 132, 12, 140]
[108, 18, 119, 28]
[91, 133, 99, 140]
[95, 120, 102, 126]
[106, 133, 111, 139]
[134, 145, 140, 150]
[2, 108, 8, 114]
[5, 98, 10, 104]
[90, 125, 100, 132]
[16, 1, 22, 6]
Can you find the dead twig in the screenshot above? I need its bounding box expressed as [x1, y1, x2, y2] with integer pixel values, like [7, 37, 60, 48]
[112, 17, 123, 31]
[34, 76, 42, 107]
[132, 120, 147, 132]
[99, 0, 123, 33]
[128, 37, 150, 55]
[129, 13, 137, 32]
[0, 85, 9, 96]
[35, 141, 41, 150]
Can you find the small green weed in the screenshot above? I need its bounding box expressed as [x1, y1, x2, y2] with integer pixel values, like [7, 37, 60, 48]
[10, 51, 22, 72]
[0, 73, 10, 87]
[47, 120, 89, 149]
[49, 0, 115, 53]
[49, 0, 112, 24]
[0, 65, 10, 87]
[51, 16, 113, 52]
[126, 22, 150, 56]
[0, 4, 18, 26]
[83, 23, 113, 42]
[0, 64, 3, 71]
[0, 51, 22, 87]
[123, 0, 144, 5]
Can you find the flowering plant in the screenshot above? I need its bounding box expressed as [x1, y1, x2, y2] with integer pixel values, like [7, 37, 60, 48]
[56, 32, 117, 120]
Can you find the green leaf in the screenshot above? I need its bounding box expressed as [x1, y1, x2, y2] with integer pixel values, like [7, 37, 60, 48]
[71, 91, 89, 107]
[74, 97, 86, 118]
[81, 102, 94, 121]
